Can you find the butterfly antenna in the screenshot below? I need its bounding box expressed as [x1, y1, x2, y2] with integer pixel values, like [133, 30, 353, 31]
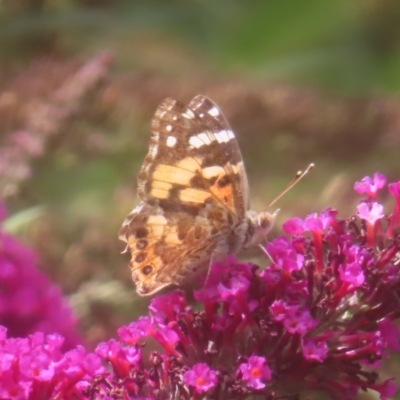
[268, 163, 315, 208]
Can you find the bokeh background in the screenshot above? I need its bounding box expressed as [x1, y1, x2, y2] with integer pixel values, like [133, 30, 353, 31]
[1, 0, 400, 383]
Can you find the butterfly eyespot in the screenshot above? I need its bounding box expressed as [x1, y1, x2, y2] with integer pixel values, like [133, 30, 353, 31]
[135, 252, 147, 263]
[136, 239, 148, 250]
[135, 227, 149, 239]
[142, 265, 153, 275]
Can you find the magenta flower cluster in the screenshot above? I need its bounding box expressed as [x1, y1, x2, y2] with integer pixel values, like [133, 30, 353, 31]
[0, 208, 82, 350]
[1, 173, 400, 400]
[0, 328, 104, 399]
[81, 173, 400, 400]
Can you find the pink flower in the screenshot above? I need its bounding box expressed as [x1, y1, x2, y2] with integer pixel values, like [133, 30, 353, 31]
[339, 261, 365, 287]
[339, 245, 366, 287]
[266, 236, 304, 273]
[283, 308, 318, 335]
[371, 379, 398, 400]
[357, 202, 384, 225]
[387, 181, 400, 238]
[302, 339, 328, 362]
[118, 316, 153, 344]
[0, 208, 82, 349]
[379, 319, 400, 351]
[183, 363, 217, 393]
[149, 290, 187, 323]
[354, 173, 387, 198]
[270, 300, 292, 322]
[282, 217, 304, 235]
[218, 275, 250, 298]
[238, 355, 272, 389]
[303, 212, 333, 231]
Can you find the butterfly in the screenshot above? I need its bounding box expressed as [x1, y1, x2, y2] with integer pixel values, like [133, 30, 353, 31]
[119, 95, 276, 296]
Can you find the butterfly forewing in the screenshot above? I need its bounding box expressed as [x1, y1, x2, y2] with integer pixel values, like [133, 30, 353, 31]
[188, 95, 250, 212]
[137, 95, 249, 218]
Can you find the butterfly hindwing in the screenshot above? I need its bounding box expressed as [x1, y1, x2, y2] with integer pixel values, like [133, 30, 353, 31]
[119, 201, 220, 295]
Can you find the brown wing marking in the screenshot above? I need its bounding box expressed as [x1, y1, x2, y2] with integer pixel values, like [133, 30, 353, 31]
[188, 95, 250, 213]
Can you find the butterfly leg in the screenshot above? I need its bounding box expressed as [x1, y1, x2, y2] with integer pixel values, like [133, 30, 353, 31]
[259, 244, 274, 263]
[201, 251, 226, 289]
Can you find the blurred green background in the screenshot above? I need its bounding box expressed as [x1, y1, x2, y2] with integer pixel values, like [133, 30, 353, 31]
[1, 0, 400, 374]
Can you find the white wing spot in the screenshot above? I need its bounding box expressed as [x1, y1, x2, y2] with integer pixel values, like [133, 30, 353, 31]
[208, 106, 220, 117]
[166, 125, 173, 132]
[129, 203, 144, 215]
[141, 164, 151, 174]
[215, 130, 231, 143]
[203, 165, 224, 179]
[149, 143, 159, 157]
[189, 135, 205, 148]
[197, 132, 213, 145]
[166, 136, 177, 147]
[184, 110, 195, 119]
